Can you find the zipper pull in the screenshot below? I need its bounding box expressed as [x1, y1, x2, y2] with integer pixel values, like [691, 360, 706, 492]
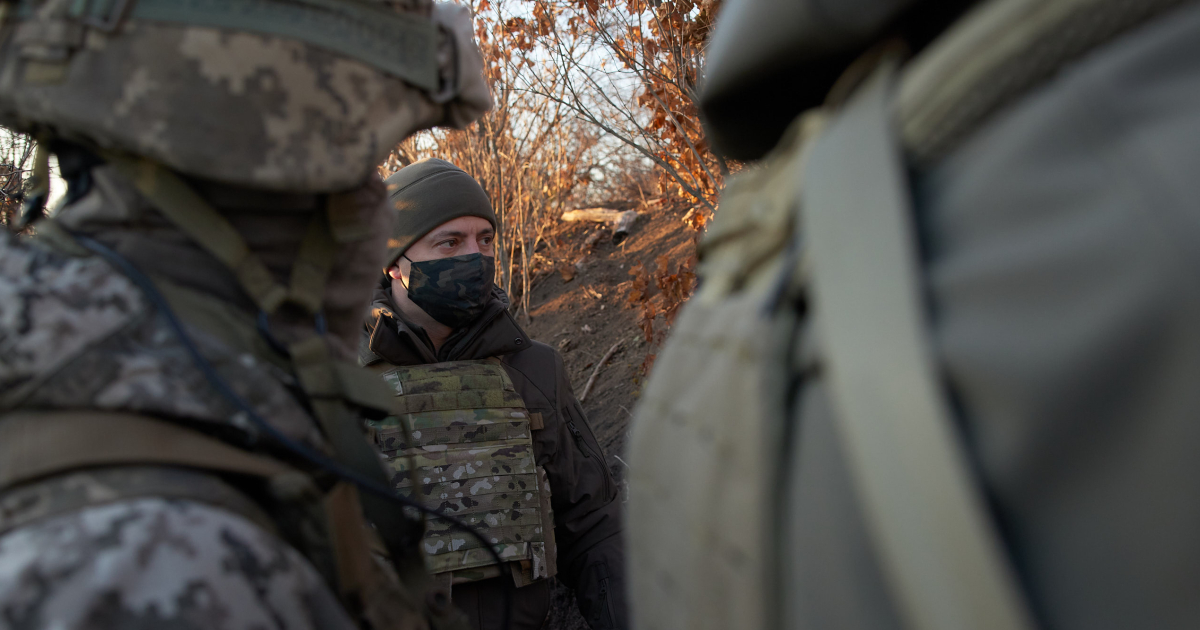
[567, 421, 592, 457]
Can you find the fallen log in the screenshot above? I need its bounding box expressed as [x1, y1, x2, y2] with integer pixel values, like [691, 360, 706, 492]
[562, 208, 640, 244]
[562, 208, 627, 222]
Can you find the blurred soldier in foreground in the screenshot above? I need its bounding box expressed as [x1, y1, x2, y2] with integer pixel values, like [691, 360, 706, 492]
[628, 0, 1200, 629]
[360, 159, 627, 630]
[0, 1, 490, 628]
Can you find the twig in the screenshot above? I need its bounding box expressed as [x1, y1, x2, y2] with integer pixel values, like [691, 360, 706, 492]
[579, 340, 623, 403]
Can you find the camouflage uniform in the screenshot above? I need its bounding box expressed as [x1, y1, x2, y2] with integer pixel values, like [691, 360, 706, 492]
[0, 1, 489, 628]
[0, 195, 360, 627]
[0, 206, 321, 442]
[373, 359, 558, 584]
[0, 496, 354, 629]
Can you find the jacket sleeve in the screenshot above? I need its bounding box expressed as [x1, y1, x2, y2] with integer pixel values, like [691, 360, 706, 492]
[509, 344, 628, 630]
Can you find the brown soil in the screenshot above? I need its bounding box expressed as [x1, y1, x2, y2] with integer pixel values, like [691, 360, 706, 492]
[513, 203, 699, 629]
[524, 202, 697, 468]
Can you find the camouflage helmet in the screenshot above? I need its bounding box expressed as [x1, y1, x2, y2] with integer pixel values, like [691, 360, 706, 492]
[0, 0, 492, 192]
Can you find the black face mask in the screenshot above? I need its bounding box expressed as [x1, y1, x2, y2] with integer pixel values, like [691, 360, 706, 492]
[403, 253, 496, 329]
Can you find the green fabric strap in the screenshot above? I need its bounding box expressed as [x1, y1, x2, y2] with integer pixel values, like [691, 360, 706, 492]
[0, 410, 294, 489]
[150, 273, 293, 371]
[288, 210, 337, 315]
[801, 60, 1037, 630]
[290, 336, 396, 413]
[105, 155, 289, 313]
[72, 0, 439, 91]
[288, 335, 430, 588]
[105, 154, 339, 317]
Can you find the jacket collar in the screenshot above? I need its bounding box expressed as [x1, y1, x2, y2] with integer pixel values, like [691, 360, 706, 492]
[361, 278, 530, 366]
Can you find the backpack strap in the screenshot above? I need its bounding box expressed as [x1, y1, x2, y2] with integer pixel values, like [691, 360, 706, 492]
[0, 409, 297, 540]
[0, 410, 295, 488]
[0, 464, 282, 539]
[800, 59, 1037, 630]
[101, 153, 324, 315]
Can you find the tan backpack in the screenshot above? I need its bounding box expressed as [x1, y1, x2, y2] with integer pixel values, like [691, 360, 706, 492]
[627, 1, 1188, 629]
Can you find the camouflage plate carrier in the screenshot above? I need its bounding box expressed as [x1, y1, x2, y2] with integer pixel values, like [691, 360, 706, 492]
[370, 359, 557, 587]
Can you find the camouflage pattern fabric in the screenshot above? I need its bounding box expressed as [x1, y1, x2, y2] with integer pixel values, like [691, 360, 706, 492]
[0, 229, 326, 450]
[404, 254, 496, 329]
[0, 497, 356, 630]
[0, 466, 278, 541]
[0, 4, 488, 192]
[369, 360, 556, 585]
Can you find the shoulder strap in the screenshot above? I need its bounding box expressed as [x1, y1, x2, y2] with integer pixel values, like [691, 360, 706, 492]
[101, 152, 348, 317]
[800, 60, 1037, 630]
[0, 410, 294, 489]
[0, 464, 283, 539]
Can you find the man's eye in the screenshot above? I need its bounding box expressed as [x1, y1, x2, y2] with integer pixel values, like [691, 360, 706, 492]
[439, 240, 457, 248]
[480, 235, 494, 245]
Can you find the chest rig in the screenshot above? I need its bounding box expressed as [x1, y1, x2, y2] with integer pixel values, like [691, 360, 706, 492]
[370, 358, 557, 587]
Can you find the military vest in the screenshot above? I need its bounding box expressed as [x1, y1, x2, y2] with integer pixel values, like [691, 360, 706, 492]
[627, 1, 1188, 630]
[370, 359, 557, 587]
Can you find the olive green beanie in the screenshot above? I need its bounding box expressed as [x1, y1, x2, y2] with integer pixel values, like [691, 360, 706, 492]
[383, 158, 497, 269]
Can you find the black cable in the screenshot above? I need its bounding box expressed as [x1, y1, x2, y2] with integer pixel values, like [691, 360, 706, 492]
[71, 232, 514, 630]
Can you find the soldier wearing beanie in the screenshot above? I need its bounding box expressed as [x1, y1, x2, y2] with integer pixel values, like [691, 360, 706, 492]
[361, 159, 628, 630]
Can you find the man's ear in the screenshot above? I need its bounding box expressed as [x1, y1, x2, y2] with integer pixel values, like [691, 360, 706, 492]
[387, 265, 404, 280]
